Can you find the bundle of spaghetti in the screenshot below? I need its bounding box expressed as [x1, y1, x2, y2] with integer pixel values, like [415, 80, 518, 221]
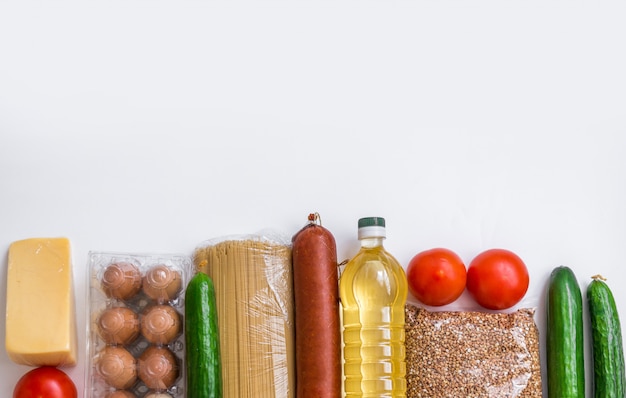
[193, 234, 295, 398]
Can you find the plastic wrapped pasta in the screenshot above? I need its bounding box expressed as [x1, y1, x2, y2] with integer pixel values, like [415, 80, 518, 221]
[193, 232, 295, 398]
[405, 303, 542, 398]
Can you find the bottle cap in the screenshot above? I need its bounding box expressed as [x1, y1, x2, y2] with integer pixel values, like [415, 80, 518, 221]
[357, 217, 386, 239]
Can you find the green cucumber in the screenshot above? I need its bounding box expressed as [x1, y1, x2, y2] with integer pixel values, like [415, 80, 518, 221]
[185, 272, 222, 398]
[546, 266, 585, 398]
[587, 275, 626, 398]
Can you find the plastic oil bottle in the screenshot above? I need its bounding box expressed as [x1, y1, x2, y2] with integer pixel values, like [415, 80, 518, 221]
[339, 217, 408, 397]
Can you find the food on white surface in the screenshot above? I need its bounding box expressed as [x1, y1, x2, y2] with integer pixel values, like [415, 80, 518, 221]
[142, 265, 182, 303]
[5, 237, 78, 367]
[141, 304, 181, 345]
[138, 345, 179, 390]
[101, 262, 143, 301]
[97, 306, 140, 346]
[95, 346, 137, 390]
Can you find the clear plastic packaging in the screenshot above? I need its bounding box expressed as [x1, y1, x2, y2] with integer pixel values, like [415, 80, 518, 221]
[404, 303, 542, 398]
[193, 231, 295, 398]
[85, 252, 192, 398]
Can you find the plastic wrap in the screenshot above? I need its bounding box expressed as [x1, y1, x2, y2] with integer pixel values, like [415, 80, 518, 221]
[405, 303, 542, 398]
[193, 232, 295, 398]
[85, 252, 192, 398]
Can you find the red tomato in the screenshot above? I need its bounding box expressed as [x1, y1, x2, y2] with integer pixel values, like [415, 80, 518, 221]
[466, 248, 529, 310]
[406, 248, 467, 306]
[13, 366, 77, 398]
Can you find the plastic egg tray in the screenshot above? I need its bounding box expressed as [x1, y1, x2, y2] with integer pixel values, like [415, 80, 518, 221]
[85, 252, 192, 398]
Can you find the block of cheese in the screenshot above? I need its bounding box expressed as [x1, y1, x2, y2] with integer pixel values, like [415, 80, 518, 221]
[5, 237, 78, 366]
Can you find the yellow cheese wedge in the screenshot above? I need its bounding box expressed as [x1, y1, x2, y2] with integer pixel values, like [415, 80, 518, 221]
[5, 237, 78, 366]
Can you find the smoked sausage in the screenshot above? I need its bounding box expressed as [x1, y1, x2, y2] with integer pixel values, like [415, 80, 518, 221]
[291, 213, 341, 398]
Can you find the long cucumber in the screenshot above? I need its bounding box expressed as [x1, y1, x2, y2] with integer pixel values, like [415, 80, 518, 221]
[546, 266, 585, 398]
[185, 272, 222, 398]
[587, 275, 626, 398]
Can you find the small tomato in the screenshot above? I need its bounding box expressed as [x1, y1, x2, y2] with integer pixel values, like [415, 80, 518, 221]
[13, 366, 77, 398]
[406, 248, 467, 306]
[466, 248, 529, 310]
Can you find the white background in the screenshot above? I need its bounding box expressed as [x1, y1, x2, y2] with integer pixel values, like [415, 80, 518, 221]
[1, 1, 626, 397]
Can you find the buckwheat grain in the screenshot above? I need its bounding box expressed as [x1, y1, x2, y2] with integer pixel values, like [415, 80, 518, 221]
[405, 304, 542, 398]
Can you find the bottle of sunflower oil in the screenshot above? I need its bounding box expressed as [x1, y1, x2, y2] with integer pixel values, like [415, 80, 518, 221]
[339, 217, 408, 397]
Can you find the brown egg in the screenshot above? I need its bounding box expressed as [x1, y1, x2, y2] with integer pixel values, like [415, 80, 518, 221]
[144, 393, 172, 398]
[142, 265, 182, 303]
[105, 391, 137, 398]
[138, 345, 179, 390]
[101, 262, 142, 300]
[141, 305, 181, 345]
[96, 346, 137, 389]
[97, 307, 140, 345]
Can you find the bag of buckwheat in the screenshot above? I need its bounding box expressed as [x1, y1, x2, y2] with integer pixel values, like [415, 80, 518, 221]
[405, 303, 542, 398]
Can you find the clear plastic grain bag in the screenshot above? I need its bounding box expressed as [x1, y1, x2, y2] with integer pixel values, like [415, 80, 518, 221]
[405, 303, 542, 398]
